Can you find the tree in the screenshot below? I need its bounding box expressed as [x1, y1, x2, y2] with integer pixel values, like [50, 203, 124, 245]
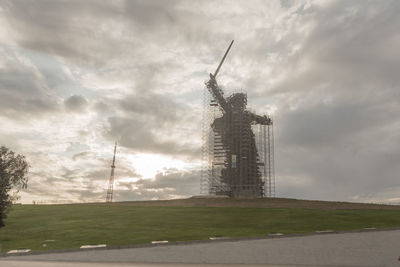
[0, 146, 29, 228]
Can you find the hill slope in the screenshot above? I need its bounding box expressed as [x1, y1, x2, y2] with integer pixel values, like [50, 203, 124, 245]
[1, 198, 400, 253]
[105, 197, 400, 210]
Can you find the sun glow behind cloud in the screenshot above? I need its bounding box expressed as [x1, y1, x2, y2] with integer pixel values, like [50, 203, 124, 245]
[123, 153, 199, 180]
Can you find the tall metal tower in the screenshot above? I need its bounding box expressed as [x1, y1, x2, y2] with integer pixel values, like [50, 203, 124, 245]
[106, 141, 117, 203]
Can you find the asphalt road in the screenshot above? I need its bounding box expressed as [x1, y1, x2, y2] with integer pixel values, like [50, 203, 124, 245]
[1, 230, 400, 267]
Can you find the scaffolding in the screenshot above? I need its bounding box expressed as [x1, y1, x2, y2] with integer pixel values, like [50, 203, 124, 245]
[255, 124, 275, 197]
[200, 40, 275, 198]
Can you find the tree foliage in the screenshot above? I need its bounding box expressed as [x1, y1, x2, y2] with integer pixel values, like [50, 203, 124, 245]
[0, 146, 29, 228]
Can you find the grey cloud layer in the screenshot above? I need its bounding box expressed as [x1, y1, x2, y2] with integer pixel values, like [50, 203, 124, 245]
[64, 95, 88, 112]
[1, 0, 400, 203]
[273, 0, 400, 202]
[115, 170, 200, 201]
[0, 49, 60, 118]
[26, 168, 199, 203]
[105, 91, 199, 157]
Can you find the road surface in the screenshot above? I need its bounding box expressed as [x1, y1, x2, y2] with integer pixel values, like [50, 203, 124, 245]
[1, 229, 400, 266]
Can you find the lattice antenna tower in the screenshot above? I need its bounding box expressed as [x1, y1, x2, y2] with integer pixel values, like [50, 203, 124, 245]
[106, 141, 117, 203]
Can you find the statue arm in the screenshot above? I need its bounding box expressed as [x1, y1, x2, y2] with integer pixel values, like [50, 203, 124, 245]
[206, 73, 229, 112]
[249, 112, 272, 125]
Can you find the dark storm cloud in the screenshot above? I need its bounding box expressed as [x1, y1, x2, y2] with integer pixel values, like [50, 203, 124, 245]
[64, 95, 88, 113]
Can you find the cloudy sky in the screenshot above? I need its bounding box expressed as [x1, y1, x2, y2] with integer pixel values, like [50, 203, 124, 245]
[1, 0, 399, 204]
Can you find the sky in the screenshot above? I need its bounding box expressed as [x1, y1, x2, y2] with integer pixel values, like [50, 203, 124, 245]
[1, 0, 399, 204]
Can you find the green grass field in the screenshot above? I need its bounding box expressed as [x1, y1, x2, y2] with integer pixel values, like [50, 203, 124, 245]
[1, 200, 400, 253]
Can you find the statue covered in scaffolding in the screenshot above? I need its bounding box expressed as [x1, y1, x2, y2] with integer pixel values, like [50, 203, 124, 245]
[202, 40, 274, 198]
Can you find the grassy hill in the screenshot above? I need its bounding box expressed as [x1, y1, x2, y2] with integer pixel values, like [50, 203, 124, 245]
[1, 197, 400, 253]
[113, 196, 400, 209]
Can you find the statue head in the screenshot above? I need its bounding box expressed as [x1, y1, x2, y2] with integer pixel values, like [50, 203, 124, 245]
[228, 93, 247, 111]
